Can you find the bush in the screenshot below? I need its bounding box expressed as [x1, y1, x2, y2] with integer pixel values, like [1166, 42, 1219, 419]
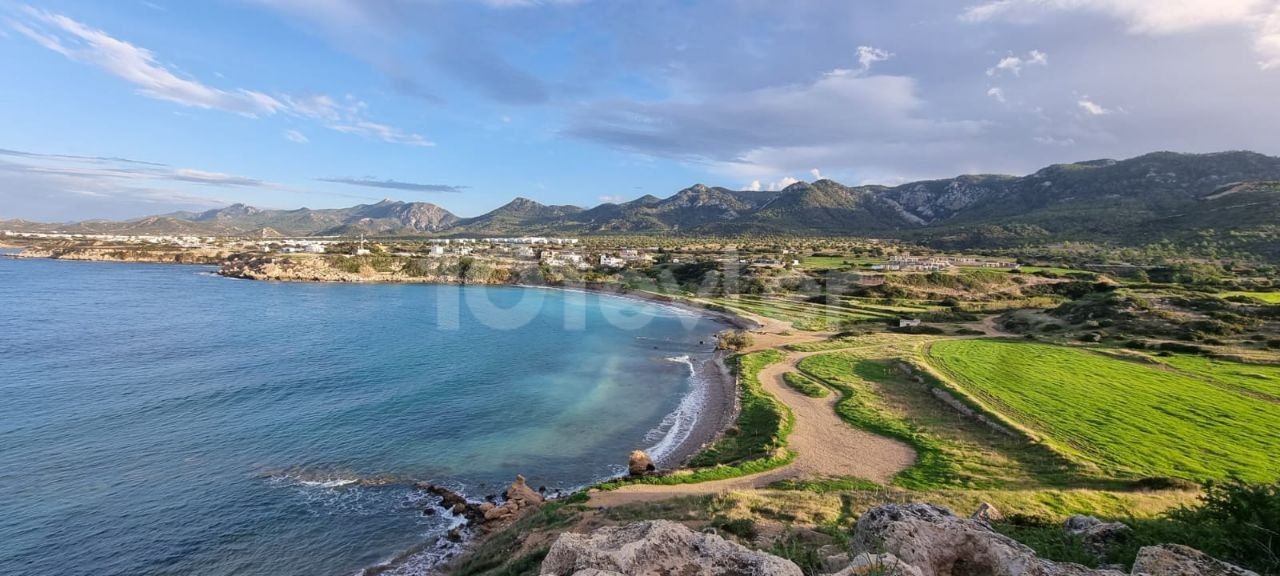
[1166, 480, 1280, 574]
[716, 330, 754, 351]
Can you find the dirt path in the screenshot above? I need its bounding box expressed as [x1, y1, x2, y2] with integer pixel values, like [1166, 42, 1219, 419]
[590, 340, 917, 507]
[589, 307, 1012, 508]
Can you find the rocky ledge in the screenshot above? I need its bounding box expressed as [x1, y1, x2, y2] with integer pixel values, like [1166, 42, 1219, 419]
[218, 255, 508, 284]
[539, 503, 1258, 576]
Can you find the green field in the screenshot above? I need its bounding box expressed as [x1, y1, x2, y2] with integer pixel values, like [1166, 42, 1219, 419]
[1221, 291, 1280, 304]
[926, 340, 1280, 482]
[706, 295, 886, 331]
[782, 372, 829, 398]
[1156, 354, 1280, 401]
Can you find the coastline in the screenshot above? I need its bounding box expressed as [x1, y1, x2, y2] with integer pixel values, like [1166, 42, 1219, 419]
[6, 253, 757, 469]
[513, 283, 754, 469]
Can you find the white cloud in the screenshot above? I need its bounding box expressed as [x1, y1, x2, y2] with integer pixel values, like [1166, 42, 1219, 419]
[745, 180, 762, 191]
[772, 176, 801, 189]
[987, 87, 1007, 103]
[986, 49, 1047, 76]
[1077, 97, 1115, 115]
[9, 5, 433, 145]
[329, 121, 434, 147]
[809, 168, 823, 180]
[856, 46, 893, 72]
[10, 6, 283, 116]
[597, 194, 625, 203]
[964, 0, 1280, 69]
[284, 129, 309, 143]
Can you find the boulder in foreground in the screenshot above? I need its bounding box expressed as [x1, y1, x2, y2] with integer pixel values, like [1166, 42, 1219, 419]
[540, 520, 802, 576]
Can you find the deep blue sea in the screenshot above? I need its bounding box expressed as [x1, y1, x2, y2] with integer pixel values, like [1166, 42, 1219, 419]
[0, 257, 723, 576]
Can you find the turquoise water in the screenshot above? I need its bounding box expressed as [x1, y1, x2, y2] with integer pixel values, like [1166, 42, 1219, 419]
[0, 258, 723, 576]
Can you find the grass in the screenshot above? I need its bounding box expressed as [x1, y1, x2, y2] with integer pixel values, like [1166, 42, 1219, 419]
[1155, 354, 1280, 401]
[1221, 291, 1280, 304]
[926, 340, 1280, 483]
[596, 350, 794, 489]
[791, 336, 1130, 491]
[706, 295, 885, 331]
[769, 476, 882, 493]
[782, 372, 829, 397]
[797, 354, 958, 490]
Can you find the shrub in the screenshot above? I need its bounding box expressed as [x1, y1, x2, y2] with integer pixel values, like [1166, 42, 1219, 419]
[1166, 480, 1280, 574]
[716, 330, 754, 351]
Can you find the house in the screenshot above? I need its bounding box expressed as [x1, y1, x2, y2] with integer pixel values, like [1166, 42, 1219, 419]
[898, 318, 922, 328]
[429, 245, 445, 256]
[304, 244, 326, 254]
[599, 255, 625, 267]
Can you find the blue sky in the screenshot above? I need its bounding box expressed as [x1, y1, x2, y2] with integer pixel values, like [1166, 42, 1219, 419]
[3, 0, 1280, 221]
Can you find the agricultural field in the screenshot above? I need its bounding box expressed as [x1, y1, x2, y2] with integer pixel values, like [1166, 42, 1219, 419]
[797, 348, 1106, 490]
[704, 294, 892, 331]
[925, 340, 1280, 483]
[1221, 291, 1280, 304]
[1154, 354, 1280, 401]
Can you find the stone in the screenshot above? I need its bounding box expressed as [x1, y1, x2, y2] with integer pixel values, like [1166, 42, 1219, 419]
[628, 450, 656, 477]
[828, 552, 925, 576]
[507, 474, 545, 507]
[1131, 544, 1259, 576]
[972, 502, 1005, 524]
[851, 503, 1123, 576]
[1063, 515, 1132, 552]
[540, 520, 803, 576]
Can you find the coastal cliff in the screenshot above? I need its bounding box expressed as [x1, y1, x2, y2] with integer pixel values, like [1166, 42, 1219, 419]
[15, 244, 230, 264]
[218, 254, 519, 284]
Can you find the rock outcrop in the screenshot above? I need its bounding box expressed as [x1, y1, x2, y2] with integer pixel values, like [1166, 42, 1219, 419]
[540, 520, 803, 576]
[1131, 544, 1259, 576]
[628, 450, 656, 477]
[419, 475, 544, 534]
[852, 503, 1115, 576]
[1064, 515, 1132, 554]
[533, 504, 1263, 576]
[851, 504, 1258, 576]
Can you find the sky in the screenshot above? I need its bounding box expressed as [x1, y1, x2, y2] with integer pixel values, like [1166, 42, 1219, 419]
[3, 0, 1280, 221]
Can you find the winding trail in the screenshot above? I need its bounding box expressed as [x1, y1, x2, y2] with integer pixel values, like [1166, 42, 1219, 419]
[590, 313, 918, 507]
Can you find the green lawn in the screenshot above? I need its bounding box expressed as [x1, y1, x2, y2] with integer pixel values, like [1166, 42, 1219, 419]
[1221, 291, 1280, 304]
[926, 340, 1280, 482]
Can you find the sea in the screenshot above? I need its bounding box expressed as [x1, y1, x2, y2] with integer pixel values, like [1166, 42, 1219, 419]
[0, 256, 724, 576]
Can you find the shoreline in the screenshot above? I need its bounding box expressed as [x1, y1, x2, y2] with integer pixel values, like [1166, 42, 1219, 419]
[512, 283, 752, 469]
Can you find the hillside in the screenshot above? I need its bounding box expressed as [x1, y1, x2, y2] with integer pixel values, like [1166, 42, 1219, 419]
[6, 151, 1280, 256]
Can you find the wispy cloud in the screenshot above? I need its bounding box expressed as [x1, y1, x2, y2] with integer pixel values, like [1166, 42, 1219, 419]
[986, 50, 1047, 77]
[964, 0, 1280, 69]
[1077, 97, 1119, 116]
[283, 129, 309, 144]
[8, 5, 432, 145]
[318, 177, 466, 193]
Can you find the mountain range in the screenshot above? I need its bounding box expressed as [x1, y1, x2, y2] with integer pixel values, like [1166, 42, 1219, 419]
[5, 151, 1280, 256]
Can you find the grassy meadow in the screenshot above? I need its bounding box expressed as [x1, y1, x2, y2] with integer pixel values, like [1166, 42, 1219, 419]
[926, 340, 1280, 483]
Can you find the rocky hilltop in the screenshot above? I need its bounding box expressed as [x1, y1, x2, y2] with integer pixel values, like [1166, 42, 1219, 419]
[6, 151, 1280, 258]
[537, 503, 1257, 576]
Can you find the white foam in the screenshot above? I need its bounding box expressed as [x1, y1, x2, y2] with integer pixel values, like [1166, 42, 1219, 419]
[642, 355, 708, 465]
[298, 478, 359, 488]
